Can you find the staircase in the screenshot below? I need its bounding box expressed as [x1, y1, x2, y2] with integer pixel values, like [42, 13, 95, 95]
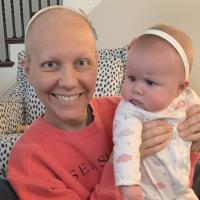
[0, 0, 62, 68]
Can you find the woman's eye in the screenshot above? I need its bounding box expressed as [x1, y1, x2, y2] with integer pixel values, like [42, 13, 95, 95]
[77, 59, 89, 68]
[146, 79, 156, 86]
[43, 61, 57, 69]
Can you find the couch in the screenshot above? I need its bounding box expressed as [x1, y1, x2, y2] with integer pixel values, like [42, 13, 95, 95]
[0, 47, 127, 179]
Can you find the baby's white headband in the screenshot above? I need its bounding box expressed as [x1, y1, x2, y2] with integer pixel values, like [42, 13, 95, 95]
[140, 29, 190, 81]
[25, 5, 97, 42]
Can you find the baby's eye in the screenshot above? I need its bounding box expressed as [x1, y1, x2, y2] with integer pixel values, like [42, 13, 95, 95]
[145, 79, 156, 86]
[127, 75, 135, 82]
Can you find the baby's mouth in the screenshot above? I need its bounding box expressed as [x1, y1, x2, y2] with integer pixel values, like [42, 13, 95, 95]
[130, 99, 144, 109]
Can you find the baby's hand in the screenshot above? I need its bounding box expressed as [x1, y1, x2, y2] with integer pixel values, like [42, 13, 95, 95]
[120, 185, 143, 200]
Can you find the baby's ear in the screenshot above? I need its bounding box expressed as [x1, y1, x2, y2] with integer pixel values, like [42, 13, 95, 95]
[127, 38, 137, 50]
[177, 80, 189, 96]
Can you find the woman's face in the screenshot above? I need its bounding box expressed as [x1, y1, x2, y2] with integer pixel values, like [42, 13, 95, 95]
[24, 18, 97, 131]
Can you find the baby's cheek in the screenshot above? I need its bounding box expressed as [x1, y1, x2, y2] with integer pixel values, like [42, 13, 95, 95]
[122, 84, 132, 100]
[145, 94, 169, 112]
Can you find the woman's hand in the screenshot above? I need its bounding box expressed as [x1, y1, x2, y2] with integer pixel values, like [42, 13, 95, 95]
[140, 120, 172, 158]
[178, 104, 200, 152]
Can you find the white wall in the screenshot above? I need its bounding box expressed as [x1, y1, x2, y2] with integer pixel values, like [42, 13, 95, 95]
[89, 0, 200, 95]
[63, 0, 102, 14]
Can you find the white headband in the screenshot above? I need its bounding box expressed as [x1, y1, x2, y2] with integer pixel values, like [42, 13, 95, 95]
[140, 29, 189, 80]
[25, 5, 97, 42]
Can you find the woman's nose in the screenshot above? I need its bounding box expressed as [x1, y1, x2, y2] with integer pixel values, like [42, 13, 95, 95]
[59, 65, 78, 89]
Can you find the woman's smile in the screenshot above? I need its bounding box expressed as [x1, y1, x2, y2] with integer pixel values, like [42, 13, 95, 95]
[53, 93, 80, 102]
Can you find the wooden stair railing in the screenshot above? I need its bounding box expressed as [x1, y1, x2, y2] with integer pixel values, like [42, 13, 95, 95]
[0, 0, 62, 68]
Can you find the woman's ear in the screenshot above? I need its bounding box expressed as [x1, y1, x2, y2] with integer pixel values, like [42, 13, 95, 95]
[22, 57, 32, 85]
[177, 80, 189, 96]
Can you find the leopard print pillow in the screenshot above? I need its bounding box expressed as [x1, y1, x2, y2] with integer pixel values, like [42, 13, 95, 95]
[0, 98, 23, 135]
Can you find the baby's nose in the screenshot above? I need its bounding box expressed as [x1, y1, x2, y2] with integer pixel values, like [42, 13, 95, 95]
[132, 82, 144, 95]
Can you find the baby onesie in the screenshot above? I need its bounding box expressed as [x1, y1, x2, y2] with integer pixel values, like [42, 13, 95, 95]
[113, 87, 200, 200]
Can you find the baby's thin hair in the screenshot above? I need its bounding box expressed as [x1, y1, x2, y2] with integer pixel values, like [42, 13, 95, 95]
[137, 24, 194, 81]
[148, 24, 194, 71]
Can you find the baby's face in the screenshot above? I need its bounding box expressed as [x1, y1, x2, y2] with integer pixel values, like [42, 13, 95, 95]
[122, 37, 186, 112]
[24, 12, 97, 130]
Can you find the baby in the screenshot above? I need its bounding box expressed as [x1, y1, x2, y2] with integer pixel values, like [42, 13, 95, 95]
[113, 24, 200, 200]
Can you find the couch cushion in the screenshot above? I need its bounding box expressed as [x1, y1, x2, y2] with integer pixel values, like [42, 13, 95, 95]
[0, 98, 23, 135]
[95, 56, 124, 97]
[98, 46, 127, 62]
[23, 85, 44, 124]
[0, 134, 21, 179]
[9, 51, 27, 98]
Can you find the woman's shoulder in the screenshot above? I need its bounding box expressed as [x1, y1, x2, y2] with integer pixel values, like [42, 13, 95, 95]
[90, 96, 121, 111]
[90, 96, 121, 129]
[12, 117, 50, 148]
